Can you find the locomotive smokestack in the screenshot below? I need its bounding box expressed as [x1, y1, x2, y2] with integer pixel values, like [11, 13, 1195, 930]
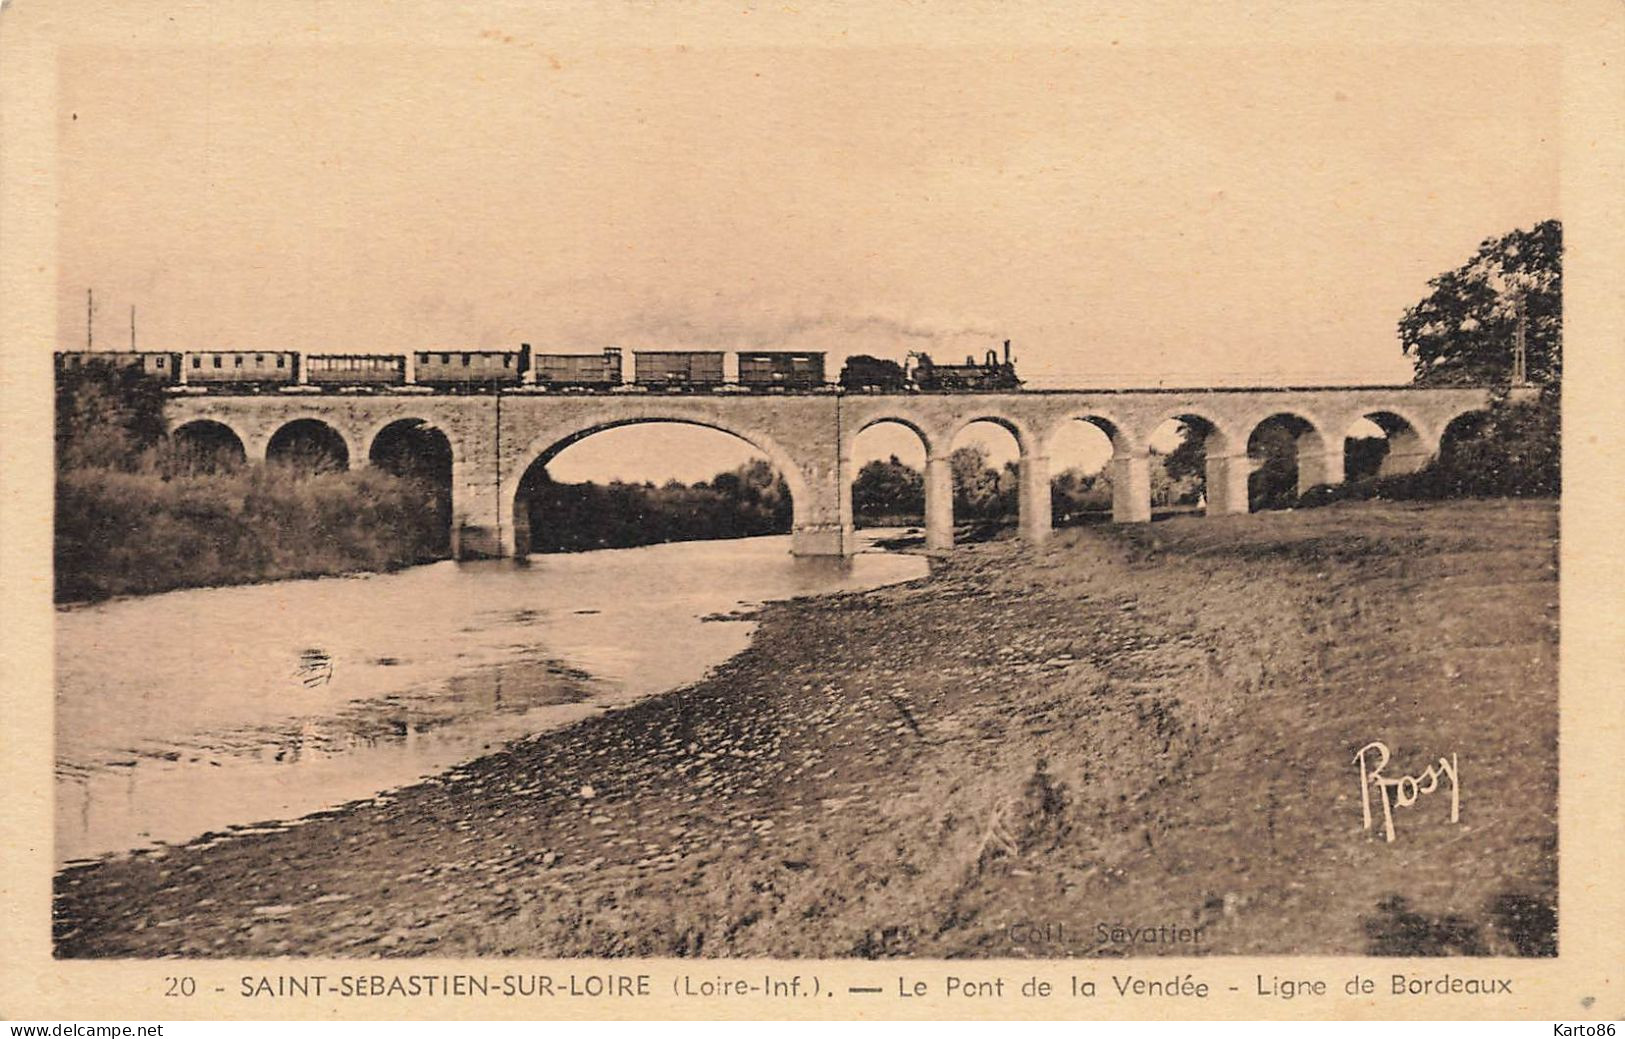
[1004, 339, 1011, 365]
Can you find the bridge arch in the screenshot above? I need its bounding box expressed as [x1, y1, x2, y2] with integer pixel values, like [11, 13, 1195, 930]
[1043, 409, 1139, 456]
[1150, 407, 1242, 457]
[1242, 407, 1334, 450]
[942, 411, 1039, 459]
[1437, 407, 1495, 464]
[265, 417, 356, 473]
[1343, 407, 1432, 480]
[1141, 409, 1248, 516]
[1043, 410, 1139, 525]
[1244, 409, 1338, 508]
[500, 414, 812, 558]
[846, 417, 934, 536]
[168, 419, 248, 472]
[933, 412, 1050, 548]
[362, 416, 464, 468]
[851, 413, 940, 460]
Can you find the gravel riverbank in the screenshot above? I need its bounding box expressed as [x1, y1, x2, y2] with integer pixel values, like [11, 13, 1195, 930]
[54, 500, 1558, 958]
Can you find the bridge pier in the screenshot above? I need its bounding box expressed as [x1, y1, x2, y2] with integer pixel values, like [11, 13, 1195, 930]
[1205, 452, 1252, 515]
[925, 455, 954, 551]
[452, 474, 508, 559]
[1019, 454, 1052, 543]
[790, 523, 852, 556]
[452, 523, 505, 560]
[1111, 451, 1153, 523]
[1297, 446, 1346, 496]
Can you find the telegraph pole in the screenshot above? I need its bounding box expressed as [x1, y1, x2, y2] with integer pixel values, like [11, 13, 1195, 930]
[1512, 296, 1529, 386]
[86, 288, 93, 349]
[130, 305, 136, 350]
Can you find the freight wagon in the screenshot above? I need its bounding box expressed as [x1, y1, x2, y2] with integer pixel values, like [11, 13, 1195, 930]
[532, 347, 623, 388]
[737, 351, 826, 390]
[632, 350, 725, 390]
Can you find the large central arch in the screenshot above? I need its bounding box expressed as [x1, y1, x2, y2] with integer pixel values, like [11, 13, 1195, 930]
[500, 415, 813, 557]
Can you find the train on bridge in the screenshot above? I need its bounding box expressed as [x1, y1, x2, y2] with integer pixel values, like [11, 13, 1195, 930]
[52, 341, 1023, 394]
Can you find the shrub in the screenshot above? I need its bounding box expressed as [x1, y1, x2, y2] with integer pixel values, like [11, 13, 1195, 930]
[55, 463, 448, 602]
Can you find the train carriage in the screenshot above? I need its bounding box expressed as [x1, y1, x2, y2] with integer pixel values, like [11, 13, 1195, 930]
[532, 347, 623, 388]
[737, 351, 826, 390]
[633, 350, 725, 390]
[414, 347, 527, 389]
[54, 351, 181, 382]
[184, 351, 300, 387]
[306, 354, 406, 387]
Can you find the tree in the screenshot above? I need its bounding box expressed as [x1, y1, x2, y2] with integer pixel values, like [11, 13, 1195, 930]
[1051, 466, 1111, 525]
[950, 445, 1003, 520]
[1248, 424, 1299, 509]
[1344, 436, 1390, 482]
[524, 458, 794, 551]
[1382, 220, 1561, 500]
[1399, 220, 1561, 388]
[54, 361, 168, 471]
[852, 455, 924, 524]
[1148, 447, 1202, 507]
[1162, 423, 1206, 482]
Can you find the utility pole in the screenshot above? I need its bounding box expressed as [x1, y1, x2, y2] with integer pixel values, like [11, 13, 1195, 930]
[494, 375, 503, 557]
[1512, 296, 1529, 386]
[86, 288, 93, 350]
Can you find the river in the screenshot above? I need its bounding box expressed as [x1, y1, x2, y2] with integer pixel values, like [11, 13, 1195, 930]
[54, 532, 927, 866]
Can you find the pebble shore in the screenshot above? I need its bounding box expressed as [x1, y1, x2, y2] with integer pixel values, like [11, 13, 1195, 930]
[54, 501, 1559, 959]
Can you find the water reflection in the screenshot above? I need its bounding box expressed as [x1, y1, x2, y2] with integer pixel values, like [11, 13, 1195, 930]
[55, 532, 925, 864]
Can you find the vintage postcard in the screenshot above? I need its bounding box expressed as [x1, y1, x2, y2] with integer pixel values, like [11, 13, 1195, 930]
[1, 0, 1621, 1024]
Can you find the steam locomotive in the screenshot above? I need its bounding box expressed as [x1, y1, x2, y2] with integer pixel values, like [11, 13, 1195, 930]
[836, 340, 1022, 392]
[913, 341, 1023, 392]
[53, 341, 1020, 393]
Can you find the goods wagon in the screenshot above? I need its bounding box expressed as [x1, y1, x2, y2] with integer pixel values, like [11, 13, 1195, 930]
[533, 347, 623, 388]
[306, 354, 406, 387]
[414, 347, 527, 389]
[633, 350, 725, 390]
[54, 351, 181, 381]
[185, 351, 300, 386]
[738, 351, 826, 390]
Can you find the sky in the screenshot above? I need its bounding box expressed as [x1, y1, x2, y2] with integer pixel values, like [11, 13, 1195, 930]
[56, 41, 1559, 482]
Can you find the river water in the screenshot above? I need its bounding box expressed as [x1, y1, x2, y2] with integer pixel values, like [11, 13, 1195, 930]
[55, 532, 926, 866]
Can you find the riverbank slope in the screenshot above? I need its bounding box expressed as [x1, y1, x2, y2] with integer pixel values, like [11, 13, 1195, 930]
[54, 499, 1558, 958]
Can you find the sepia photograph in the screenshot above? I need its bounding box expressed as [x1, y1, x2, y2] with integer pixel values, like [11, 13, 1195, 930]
[3, 0, 1621, 1025]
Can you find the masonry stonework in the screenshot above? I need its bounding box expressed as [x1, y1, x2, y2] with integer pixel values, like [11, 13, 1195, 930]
[167, 386, 1504, 559]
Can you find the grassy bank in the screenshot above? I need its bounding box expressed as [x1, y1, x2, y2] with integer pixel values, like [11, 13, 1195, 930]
[55, 465, 448, 603]
[53, 499, 1557, 958]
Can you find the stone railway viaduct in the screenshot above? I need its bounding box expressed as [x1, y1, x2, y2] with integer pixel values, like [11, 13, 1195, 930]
[166, 386, 1502, 558]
